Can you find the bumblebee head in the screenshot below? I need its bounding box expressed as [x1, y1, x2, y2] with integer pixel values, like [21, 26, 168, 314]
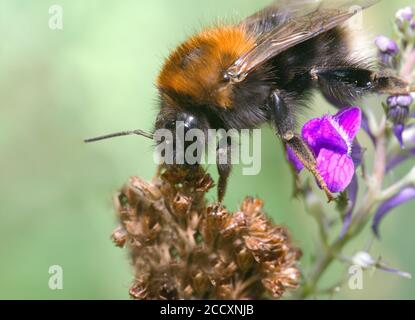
[153, 96, 213, 165]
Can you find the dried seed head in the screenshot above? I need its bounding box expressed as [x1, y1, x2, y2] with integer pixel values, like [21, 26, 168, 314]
[112, 165, 302, 299]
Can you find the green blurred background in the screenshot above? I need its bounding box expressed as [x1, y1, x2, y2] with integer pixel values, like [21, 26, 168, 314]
[0, 0, 414, 299]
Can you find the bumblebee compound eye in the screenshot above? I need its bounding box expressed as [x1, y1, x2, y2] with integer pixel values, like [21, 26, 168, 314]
[175, 112, 204, 162]
[155, 109, 199, 132]
[154, 110, 208, 166]
[164, 120, 176, 131]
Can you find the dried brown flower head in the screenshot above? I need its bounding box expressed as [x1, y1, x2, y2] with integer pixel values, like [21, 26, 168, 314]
[112, 165, 302, 300]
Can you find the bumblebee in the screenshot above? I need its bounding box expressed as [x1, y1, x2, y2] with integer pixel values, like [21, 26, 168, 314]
[86, 0, 412, 202]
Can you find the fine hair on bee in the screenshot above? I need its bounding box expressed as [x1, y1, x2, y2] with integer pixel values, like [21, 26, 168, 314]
[85, 0, 414, 202]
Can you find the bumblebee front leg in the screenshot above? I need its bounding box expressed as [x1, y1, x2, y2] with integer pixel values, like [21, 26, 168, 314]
[216, 136, 232, 203]
[270, 90, 334, 202]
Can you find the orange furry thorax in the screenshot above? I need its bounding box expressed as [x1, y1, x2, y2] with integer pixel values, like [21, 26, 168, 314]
[157, 26, 255, 109]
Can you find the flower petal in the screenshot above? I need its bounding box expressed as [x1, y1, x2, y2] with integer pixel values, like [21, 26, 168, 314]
[316, 149, 355, 193]
[302, 117, 348, 156]
[375, 36, 399, 55]
[396, 6, 414, 22]
[386, 147, 415, 172]
[377, 264, 412, 279]
[387, 96, 398, 108]
[396, 95, 413, 107]
[372, 187, 415, 238]
[333, 107, 362, 142]
[393, 124, 405, 148]
[286, 145, 304, 172]
[340, 174, 359, 239]
[361, 112, 376, 145]
[350, 140, 363, 168]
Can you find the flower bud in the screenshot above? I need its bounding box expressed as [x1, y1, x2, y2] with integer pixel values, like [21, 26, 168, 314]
[387, 96, 398, 108]
[388, 105, 410, 124]
[402, 124, 415, 149]
[375, 36, 399, 55]
[396, 7, 413, 23]
[387, 95, 412, 124]
[396, 95, 413, 107]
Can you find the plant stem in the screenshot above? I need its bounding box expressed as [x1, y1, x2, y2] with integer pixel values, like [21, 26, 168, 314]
[294, 120, 387, 299]
[401, 46, 415, 84]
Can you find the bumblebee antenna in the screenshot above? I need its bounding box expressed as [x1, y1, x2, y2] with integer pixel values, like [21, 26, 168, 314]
[84, 129, 154, 143]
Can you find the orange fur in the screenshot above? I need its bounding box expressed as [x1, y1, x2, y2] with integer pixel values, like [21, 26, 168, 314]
[157, 26, 255, 108]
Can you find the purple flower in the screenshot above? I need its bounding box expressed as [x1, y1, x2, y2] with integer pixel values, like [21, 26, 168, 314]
[387, 95, 413, 148]
[287, 107, 362, 193]
[375, 36, 399, 56]
[372, 187, 415, 238]
[378, 264, 412, 280]
[393, 124, 406, 148]
[361, 112, 376, 145]
[387, 95, 413, 109]
[387, 148, 415, 172]
[375, 36, 399, 67]
[286, 147, 304, 172]
[396, 6, 413, 23]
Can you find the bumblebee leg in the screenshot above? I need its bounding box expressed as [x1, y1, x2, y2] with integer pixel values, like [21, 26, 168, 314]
[281, 141, 303, 198]
[216, 136, 232, 203]
[312, 66, 410, 107]
[270, 90, 334, 202]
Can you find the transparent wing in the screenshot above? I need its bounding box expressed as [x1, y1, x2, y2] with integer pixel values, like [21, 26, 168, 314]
[242, 0, 329, 32]
[226, 0, 379, 82]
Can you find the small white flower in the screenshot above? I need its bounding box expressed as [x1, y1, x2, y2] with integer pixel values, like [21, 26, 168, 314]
[352, 251, 376, 269]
